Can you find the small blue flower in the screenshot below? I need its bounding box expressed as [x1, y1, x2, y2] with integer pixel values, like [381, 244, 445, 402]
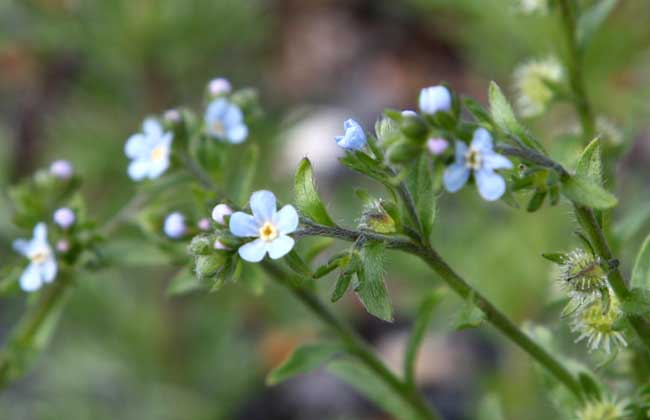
[53, 207, 75, 229]
[164, 212, 187, 239]
[204, 98, 248, 144]
[335, 119, 367, 151]
[419, 85, 452, 115]
[443, 128, 513, 201]
[12, 223, 57, 292]
[125, 118, 173, 181]
[229, 190, 299, 262]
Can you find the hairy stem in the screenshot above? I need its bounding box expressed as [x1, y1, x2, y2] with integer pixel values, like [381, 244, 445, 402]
[300, 221, 584, 399]
[262, 262, 441, 420]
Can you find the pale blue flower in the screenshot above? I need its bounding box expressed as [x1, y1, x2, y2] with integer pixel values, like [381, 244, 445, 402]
[204, 98, 248, 144]
[229, 190, 299, 262]
[125, 118, 173, 181]
[12, 223, 57, 292]
[419, 85, 451, 115]
[211, 203, 233, 225]
[49, 160, 74, 179]
[443, 128, 513, 201]
[164, 212, 187, 239]
[335, 119, 367, 151]
[208, 77, 232, 96]
[53, 207, 75, 229]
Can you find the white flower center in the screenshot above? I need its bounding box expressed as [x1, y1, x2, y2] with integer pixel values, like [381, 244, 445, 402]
[464, 148, 482, 170]
[259, 222, 278, 242]
[29, 246, 51, 265]
[212, 121, 225, 137]
[150, 145, 167, 162]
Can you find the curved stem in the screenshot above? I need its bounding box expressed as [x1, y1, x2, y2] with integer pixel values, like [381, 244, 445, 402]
[299, 221, 584, 399]
[262, 262, 441, 420]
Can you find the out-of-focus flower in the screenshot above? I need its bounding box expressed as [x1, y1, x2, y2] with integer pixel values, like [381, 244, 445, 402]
[335, 119, 366, 151]
[53, 207, 75, 229]
[163, 109, 181, 123]
[229, 190, 298, 262]
[214, 239, 228, 250]
[401, 110, 417, 117]
[513, 57, 563, 117]
[518, 0, 549, 14]
[443, 128, 513, 201]
[204, 98, 248, 143]
[419, 85, 451, 115]
[575, 396, 628, 420]
[164, 212, 187, 239]
[212, 204, 233, 225]
[12, 223, 57, 292]
[570, 288, 627, 353]
[197, 218, 211, 231]
[596, 117, 623, 147]
[208, 77, 232, 96]
[125, 118, 173, 181]
[50, 160, 74, 180]
[426, 138, 449, 156]
[56, 239, 70, 253]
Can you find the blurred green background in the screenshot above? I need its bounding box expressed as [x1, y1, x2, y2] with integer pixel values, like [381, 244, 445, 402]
[1, 0, 650, 419]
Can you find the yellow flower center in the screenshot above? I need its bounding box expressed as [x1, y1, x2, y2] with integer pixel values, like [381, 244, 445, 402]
[30, 247, 50, 264]
[465, 148, 482, 170]
[259, 222, 278, 242]
[212, 121, 225, 137]
[150, 145, 167, 162]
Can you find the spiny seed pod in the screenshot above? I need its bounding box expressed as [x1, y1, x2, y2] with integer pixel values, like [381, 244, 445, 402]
[360, 201, 396, 234]
[575, 397, 629, 420]
[559, 249, 608, 302]
[570, 289, 627, 354]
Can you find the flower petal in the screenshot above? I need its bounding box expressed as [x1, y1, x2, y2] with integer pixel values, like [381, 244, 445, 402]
[470, 128, 493, 152]
[143, 118, 163, 138]
[229, 212, 259, 237]
[274, 205, 299, 235]
[336, 119, 366, 151]
[250, 190, 277, 223]
[20, 263, 42, 292]
[128, 160, 151, 181]
[453, 141, 467, 164]
[125, 134, 148, 158]
[268, 235, 295, 259]
[227, 123, 248, 144]
[482, 152, 513, 170]
[238, 238, 269, 262]
[205, 98, 228, 122]
[13, 239, 32, 256]
[223, 103, 243, 126]
[475, 168, 507, 201]
[33, 223, 47, 243]
[42, 259, 57, 283]
[147, 157, 170, 179]
[443, 163, 470, 193]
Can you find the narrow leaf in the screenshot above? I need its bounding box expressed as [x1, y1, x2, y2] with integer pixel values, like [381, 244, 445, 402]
[621, 288, 650, 316]
[406, 156, 437, 239]
[453, 293, 485, 330]
[294, 158, 336, 226]
[632, 234, 650, 289]
[266, 342, 343, 386]
[285, 250, 313, 278]
[576, 138, 603, 185]
[489, 82, 544, 151]
[578, 0, 618, 48]
[166, 267, 203, 296]
[356, 241, 393, 322]
[229, 144, 259, 206]
[404, 290, 444, 385]
[561, 175, 618, 209]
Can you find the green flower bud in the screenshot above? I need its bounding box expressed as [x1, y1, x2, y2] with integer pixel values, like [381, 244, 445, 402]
[386, 140, 422, 164]
[188, 235, 213, 256]
[400, 114, 429, 142]
[194, 254, 225, 280]
[360, 201, 397, 234]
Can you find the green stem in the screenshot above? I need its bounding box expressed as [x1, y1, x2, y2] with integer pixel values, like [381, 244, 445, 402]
[557, 0, 596, 143]
[179, 151, 221, 193]
[300, 222, 584, 399]
[262, 262, 441, 420]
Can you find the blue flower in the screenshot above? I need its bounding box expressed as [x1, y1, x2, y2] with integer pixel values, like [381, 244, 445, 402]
[12, 223, 57, 292]
[164, 212, 187, 239]
[53, 207, 75, 229]
[229, 190, 299, 262]
[419, 85, 452, 115]
[335, 119, 367, 151]
[204, 98, 248, 144]
[125, 118, 173, 181]
[443, 128, 513, 201]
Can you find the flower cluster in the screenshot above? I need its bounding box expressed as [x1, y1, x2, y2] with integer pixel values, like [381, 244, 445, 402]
[513, 57, 563, 117]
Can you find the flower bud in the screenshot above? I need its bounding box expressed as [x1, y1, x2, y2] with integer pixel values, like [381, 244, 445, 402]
[56, 239, 70, 253]
[163, 109, 182, 124]
[211, 204, 233, 225]
[208, 77, 232, 96]
[386, 140, 421, 164]
[214, 239, 229, 250]
[164, 212, 187, 239]
[197, 217, 211, 231]
[50, 160, 74, 180]
[188, 235, 213, 255]
[53, 207, 76, 229]
[418, 85, 451, 115]
[194, 254, 224, 280]
[426, 137, 449, 156]
[360, 201, 397, 234]
[400, 114, 429, 141]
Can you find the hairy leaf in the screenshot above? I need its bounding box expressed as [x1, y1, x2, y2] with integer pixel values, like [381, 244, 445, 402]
[266, 341, 343, 386]
[561, 175, 618, 209]
[356, 241, 393, 322]
[294, 158, 336, 226]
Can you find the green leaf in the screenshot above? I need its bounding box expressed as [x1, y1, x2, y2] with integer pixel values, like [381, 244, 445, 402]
[166, 267, 203, 296]
[631, 234, 650, 289]
[266, 341, 343, 386]
[356, 241, 393, 322]
[577, 371, 602, 401]
[621, 288, 650, 316]
[561, 175, 618, 209]
[229, 144, 259, 206]
[327, 359, 421, 420]
[406, 156, 437, 239]
[294, 158, 336, 227]
[614, 204, 650, 241]
[404, 290, 444, 384]
[578, 0, 618, 48]
[527, 189, 547, 212]
[464, 97, 493, 125]
[542, 253, 568, 265]
[331, 272, 353, 302]
[576, 138, 602, 185]
[453, 292, 485, 330]
[284, 250, 313, 278]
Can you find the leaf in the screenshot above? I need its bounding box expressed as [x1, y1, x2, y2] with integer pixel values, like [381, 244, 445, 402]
[355, 241, 393, 322]
[463, 97, 493, 125]
[266, 341, 343, 386]
[576, 138, 603, 185]
[404, 290, 444, 384]
[527, 189, 547, 212]
[406, 156, 437, 239]
[561, 175, 618, 210]
[229, 144, 259, 206]
[577, 371, 602, 401]
[578, 0, 618, 48]
[453, 293, 485, 330]
[542, 253, 568, 265]
[488, 82, 544, 152]
[621, 288, 650, 316]
[294, 158, 336, 227]
[614, 204, 650, 241]
[632, 234, 650, 289]
[166, 267, 203, 296]
[284, 250, 313, 278]
[327, 359, 421, 420]
[331, 272, 353, 302]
